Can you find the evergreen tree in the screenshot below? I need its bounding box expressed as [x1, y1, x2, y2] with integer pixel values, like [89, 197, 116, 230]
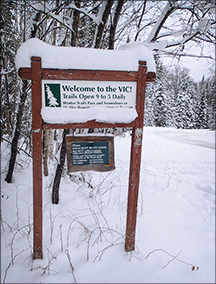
[153, 82, 168, 127]
[205, 75, 216, 130]
[167, 66, 196, 129]
[145, 53, 171, 127]
[144, 82, 155, 127]
[196, 76, 208, 129]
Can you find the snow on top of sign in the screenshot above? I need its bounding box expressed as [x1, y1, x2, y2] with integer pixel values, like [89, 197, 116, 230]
[15, 38, 155, 72]
[41, 107, 138, 124]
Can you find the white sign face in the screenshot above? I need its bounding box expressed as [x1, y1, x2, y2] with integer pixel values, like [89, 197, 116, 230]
[42, 80, 137, 109]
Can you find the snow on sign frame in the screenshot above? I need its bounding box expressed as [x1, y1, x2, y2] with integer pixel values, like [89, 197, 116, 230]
[16, 45, 155, 260]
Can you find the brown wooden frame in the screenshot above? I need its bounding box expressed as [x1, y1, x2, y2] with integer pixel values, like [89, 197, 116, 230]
[18, 56, 155, 259]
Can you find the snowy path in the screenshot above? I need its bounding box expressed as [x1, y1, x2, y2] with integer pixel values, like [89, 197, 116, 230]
[154, 129, 215, 149]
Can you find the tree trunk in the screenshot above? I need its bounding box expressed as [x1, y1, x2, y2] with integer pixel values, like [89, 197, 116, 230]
[43, 0, 60, 177]
[134, 0, 147, 42]
[52, 129, 69, 204]
[51, 0, 81, 204]
[30, 11, 41, 38]
[94, 0, 114, 49]
[2, 59, 13, 137]
[43, 129, 54, 176]
[108, 0, 124, 50]
[5, 80, 28, 183]
[51, 0, 82, 204]
[71, 0, 81, 47]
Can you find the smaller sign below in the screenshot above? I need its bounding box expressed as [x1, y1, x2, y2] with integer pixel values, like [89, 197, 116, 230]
[72, 141, 109, 166]
[66, 136, 115, 172]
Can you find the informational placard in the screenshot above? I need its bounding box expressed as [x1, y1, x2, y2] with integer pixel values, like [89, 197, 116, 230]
[42, 80, 136, 109]
[66, 136, 115, 172]
[72, 141, 109, 166]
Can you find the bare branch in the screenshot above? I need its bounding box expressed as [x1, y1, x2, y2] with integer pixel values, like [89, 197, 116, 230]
[65, 249, 77, 283]
[146, 248, 199, 271]
[134, 0, 147, 41]
[146, 1, 177, 43]
[1, 137, 32, 158]
[158, 49, 215, 60]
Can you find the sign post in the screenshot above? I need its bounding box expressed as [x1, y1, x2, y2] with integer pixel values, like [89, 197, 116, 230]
[125, 61, 147, 251]
[31, 57, 43, 259]
[18, 57, 155, 259]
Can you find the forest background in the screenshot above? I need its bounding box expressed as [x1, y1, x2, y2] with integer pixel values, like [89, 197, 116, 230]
[1, 0, 215, 199]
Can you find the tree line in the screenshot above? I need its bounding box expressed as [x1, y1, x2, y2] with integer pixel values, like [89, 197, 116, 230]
[145, 54, 215, 130]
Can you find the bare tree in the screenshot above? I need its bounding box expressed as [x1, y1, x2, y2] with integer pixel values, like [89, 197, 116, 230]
[94, 0, 114, 48]
[116, 1, 215, 62]
[108, 0, 125, 50]
[5, 80, 29, 183]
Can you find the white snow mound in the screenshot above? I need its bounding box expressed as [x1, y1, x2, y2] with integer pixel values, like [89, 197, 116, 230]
[15, 38, 156, 72]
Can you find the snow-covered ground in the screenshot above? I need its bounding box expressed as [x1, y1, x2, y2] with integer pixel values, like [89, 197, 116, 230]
[1, 126, 215, 283]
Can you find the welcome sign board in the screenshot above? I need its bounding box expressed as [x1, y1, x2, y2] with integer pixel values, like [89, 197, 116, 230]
[42, 80, 137, 109]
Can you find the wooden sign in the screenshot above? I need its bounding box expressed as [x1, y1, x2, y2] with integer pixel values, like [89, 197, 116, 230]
[66, 136, 115, 172]
[17, 56, 156, 259]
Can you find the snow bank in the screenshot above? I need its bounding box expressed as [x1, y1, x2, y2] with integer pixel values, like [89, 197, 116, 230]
[15, 38, 156, 72]
[1, 127, 215, 283]
[41, 107, 138, 124]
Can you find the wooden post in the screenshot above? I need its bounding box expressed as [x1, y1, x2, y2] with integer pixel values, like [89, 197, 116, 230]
[31, 57, 43, 259]
[125, 61, 147, 252]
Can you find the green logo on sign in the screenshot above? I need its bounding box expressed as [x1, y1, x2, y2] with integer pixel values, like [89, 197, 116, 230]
[44, 83, 61, 107]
